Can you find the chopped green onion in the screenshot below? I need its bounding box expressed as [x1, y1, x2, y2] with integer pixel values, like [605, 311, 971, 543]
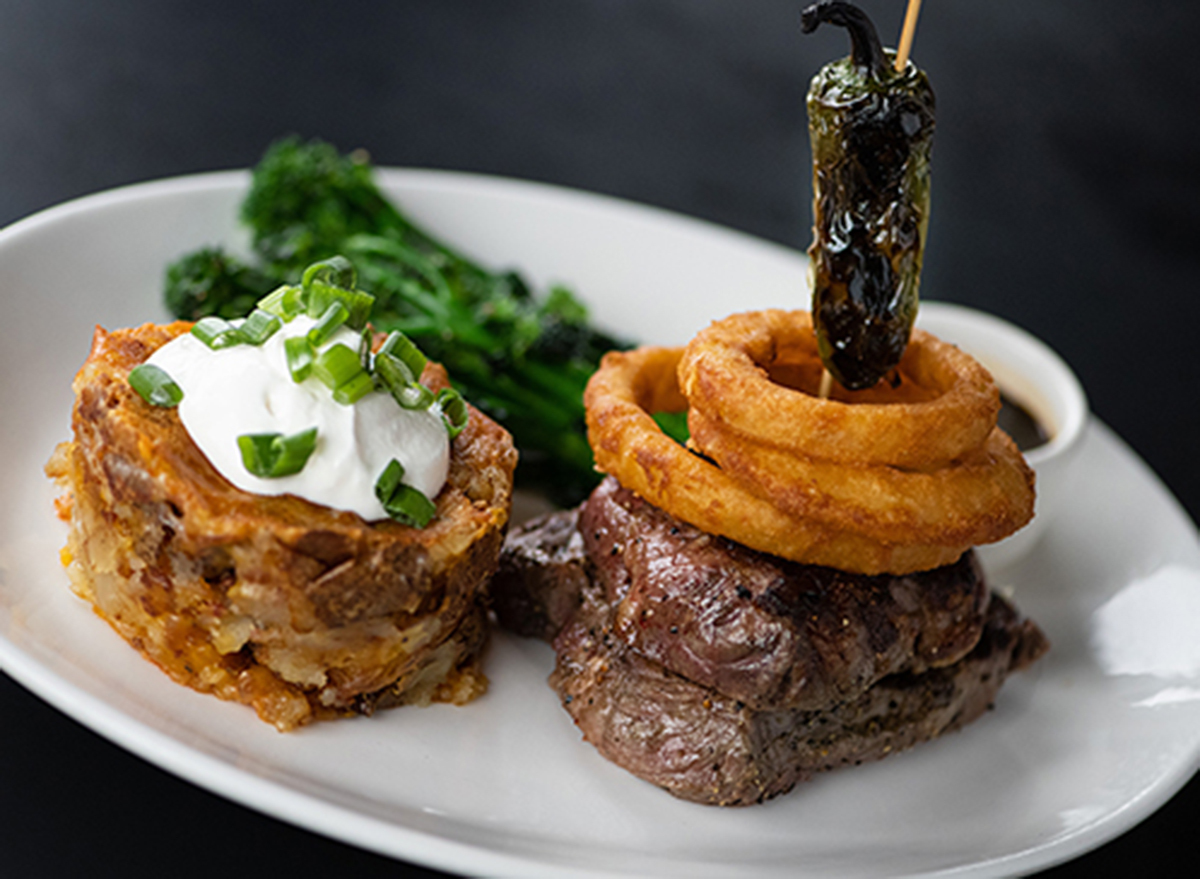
[128, 363, 184, 408]
[393, 381, 435, 410]
[371, 331, 439, 415]
[240, 308, 283, 345]
[385, 483, 436, 527]
[191, 316, 243, 349]
[302, 255, 357, 292]
[256, 284, 304, 321]
[373, 350, 415, 392]
[307, 301, 349, 347]
[374, 351, 434, 410]
[436, 387, 469, 438]
[332, 370, 376, 405]
[379, 330, 427, 379]
[302, 256, 374, 330]
[237, 433, 277, 476]
[359, 326, 373, 369]
[344, 288, 374, 330]
[306, 283, 374, 330]
[375, 458, 405, 503]
[311, 343, 366, 391]
[374, 459, 436, 528]
[237, 427, 318, 478]
[285, 336, 314, 382]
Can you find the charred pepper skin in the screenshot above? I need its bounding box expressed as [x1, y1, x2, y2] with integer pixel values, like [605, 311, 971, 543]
[802, 1, 935, 390]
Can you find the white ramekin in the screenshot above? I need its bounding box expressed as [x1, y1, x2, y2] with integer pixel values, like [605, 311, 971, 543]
[917, 302, 1089, 569]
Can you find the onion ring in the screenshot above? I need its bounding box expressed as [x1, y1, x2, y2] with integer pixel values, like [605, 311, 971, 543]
[687, 409, 1034, 547]
[677, 310, 999, 469]
[584, 345, 965, 575]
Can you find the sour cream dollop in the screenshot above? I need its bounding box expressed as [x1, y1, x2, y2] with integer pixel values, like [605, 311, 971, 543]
[146, 316, 450, 521]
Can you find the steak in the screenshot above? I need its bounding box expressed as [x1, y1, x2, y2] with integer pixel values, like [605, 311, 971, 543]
[492, 507, 591, 641]
[551, 586, 1047, 806]
[495, 480, 1048, 805]
[526, 477, 992, 710]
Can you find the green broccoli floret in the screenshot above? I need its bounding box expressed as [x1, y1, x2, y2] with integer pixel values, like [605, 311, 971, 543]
[240, 137, 413, 277]
[164, 137, 633, 506]
[164, 247, 277, 320]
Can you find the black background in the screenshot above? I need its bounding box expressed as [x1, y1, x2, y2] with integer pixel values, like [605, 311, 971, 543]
[2, 1, 1197, 876]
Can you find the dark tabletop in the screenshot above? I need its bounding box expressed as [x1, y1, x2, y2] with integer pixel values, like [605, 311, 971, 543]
[2, 1, 1197, 876]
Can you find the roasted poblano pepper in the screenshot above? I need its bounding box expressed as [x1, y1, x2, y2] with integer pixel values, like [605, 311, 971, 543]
[801, 1, 935, 390]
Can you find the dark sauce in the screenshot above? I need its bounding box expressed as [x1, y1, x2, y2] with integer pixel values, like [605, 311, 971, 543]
[998, 394, 1050, 453]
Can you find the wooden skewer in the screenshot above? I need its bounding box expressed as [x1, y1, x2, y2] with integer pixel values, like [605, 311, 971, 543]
[895, 0, 923, 71]
[819, 368, 834, 400]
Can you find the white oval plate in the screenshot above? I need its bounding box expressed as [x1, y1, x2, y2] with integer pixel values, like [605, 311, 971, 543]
[2, 171, 1200, 879]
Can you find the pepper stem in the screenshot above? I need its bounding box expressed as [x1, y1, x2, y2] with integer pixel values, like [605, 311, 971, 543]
[800, 1, 889, 80]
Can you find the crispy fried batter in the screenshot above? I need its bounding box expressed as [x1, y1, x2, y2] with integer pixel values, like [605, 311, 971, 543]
[688, 411, 1034, 548]
[678, 310, 1000, 468]
[584, 345, 966, 575]
[584, 309, 1035, 575]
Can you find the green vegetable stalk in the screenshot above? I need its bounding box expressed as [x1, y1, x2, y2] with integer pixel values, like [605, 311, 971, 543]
[802, 0, 935, 390]
[164, 137, 628, 506]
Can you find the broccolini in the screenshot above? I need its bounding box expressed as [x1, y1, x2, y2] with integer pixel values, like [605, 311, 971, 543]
[164, 137, 627, 505]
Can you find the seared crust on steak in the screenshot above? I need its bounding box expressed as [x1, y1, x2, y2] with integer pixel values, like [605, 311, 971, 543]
[551, 587, 1047, 806]
[46, 322, 517, 730]
[517, 478, 991, 711]
[492, 507, 592, 640]
[495, 484, 1048, 805]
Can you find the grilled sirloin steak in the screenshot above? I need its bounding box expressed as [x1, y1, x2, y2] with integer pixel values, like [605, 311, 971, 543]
[520, 477, 991, 711]
[551, 586, 1046, 806]
[495, 484, 1048, 805]
[492, 506, 591, 641]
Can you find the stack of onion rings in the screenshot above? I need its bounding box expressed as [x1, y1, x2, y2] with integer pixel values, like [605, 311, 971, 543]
[583, 310, 1034, 575]
[678, 310, 999, 468]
